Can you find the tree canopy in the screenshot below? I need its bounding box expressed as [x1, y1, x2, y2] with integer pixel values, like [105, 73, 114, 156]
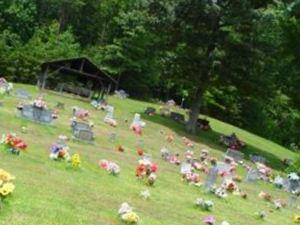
[0, 0, 299, 148]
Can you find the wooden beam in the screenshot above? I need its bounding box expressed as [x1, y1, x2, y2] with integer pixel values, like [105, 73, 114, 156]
[41, 65, 49, 90]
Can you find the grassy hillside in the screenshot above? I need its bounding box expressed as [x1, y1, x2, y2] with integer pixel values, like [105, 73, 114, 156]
[0, 84, 298, 225]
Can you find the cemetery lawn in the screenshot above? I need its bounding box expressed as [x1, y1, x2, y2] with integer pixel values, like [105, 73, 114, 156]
[0, 84, 298, 225]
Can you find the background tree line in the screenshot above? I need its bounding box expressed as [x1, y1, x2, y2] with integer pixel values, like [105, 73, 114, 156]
[0, 0, 299, 148]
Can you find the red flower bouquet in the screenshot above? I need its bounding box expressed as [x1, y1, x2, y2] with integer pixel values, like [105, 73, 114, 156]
[136, 160, 158, 186]
[1, 133, 27, 155]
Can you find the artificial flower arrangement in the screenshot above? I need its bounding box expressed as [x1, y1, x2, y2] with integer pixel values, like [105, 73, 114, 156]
[232, 175, 242, 183]
[136, 148, 144, 156]
[32, 96, 47, 109]
[72, 107, 90, 121]
[239, 191, 248, 199]
[203, 215, 216, 225]
[51, 109, 59, 119]
[185, 150, 194, 161]
[16, 101, 24, 111]
[221, 221, 230, 225]
[258, 191, 272, 202]
[1, 133, 27, 155]
[117, 145, 125, 152]
[0, 78, 13, 95]
[182, 137, 194, 148]
[195, 198, 214, 211]
[161, 148, 181, 165]
[256, 162, 273, 181]
[118, 202, 140, 224]
[0, 168, 15, 205]
[183, 172, 201, 185]
[99, 160, 120, 176]
[139, 189, 150, 200]
[70, 154, 81, 169]
[49, 136, 71, 161]
[256, 211, 266, 220]
[213, 187, 228, 199]
[130, 113, 145, 136]
[135, 159, 158, 186]
[165, 134, 174, 143]
[222, 179, 238, 193]
[273, 199, 286, 210]
[193, 161, 209, 173]
[200, 149, 209, 162]
[294, 215, 300, 223]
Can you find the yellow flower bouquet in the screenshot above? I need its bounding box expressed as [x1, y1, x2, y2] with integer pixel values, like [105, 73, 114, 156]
[294, 215, 300, 223]
[70, 154, 81, 169]
[121, 211, 140, 224]
[0, 168, 15, 205]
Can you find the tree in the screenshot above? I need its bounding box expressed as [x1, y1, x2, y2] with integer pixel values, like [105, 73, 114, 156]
[166, 0, 272, 133]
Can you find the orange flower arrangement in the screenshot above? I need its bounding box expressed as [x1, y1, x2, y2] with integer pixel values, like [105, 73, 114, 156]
[137, 148, 144, 156]
[117, 145, 125, 152]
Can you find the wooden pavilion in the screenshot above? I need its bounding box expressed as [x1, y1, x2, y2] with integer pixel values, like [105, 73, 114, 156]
[38, 57, 117, 98]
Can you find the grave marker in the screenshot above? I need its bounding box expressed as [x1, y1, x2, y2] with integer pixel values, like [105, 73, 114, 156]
[225, 149, 244, 162]
[245, 168, 259, 182]
[14, 89, 31, 100]
[204, 166, 219, 190]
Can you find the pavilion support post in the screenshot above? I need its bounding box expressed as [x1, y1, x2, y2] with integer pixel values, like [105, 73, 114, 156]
[100, 88, 105, 100]
[80, 59, 85, 72]
[41, 65, 49, 90]
[106, 83, 112, 96]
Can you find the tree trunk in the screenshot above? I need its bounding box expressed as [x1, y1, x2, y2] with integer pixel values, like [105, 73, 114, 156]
[59, 5, 67, 33]
[185, 87, 204, 134]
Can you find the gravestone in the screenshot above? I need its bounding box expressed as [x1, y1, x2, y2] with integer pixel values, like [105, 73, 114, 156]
[217, 162, 232, 179]
[160, 148, 170, 160]
[20, 105, 53, 124]
[73, 129, 94, 144]
[170, 112, 185, 123]
[14, 89, 31, 100]
[160, 107, 170, 117]
[204, 166, 219, 190]
[250, 154, 266, 164]
[245, 168, 259, 182]
[225, 149, 244, 162]
[71, 121, 90, 132]
[71, 121, 94, 144]
[144, 107, 156, 115]
[115, 90, 129, 99]
[288, 179, 300, 193]
[39, 109, 53, 123]
[109, 132, 117, 142]
[289, 195, 298, 208]
[104, 106, 114, 121]
[274, 175, 285, 189]
[180, 162, 192, 175]
[287, 177, 300, 208]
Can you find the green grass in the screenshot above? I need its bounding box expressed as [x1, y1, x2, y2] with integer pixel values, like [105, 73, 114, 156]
[0, 84, 298, 225]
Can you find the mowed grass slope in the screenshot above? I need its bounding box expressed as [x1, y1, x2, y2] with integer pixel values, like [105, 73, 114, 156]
[0, 84, 298, 225]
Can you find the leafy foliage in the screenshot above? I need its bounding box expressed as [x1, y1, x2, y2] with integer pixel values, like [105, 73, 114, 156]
[0, 0, 299, 146]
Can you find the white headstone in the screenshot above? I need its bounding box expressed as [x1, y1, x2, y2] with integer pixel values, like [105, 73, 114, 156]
[205, 166, 219, 189]
[180, 162, 192, 175]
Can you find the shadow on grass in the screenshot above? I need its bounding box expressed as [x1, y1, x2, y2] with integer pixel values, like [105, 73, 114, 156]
[142, 113, 286, 171]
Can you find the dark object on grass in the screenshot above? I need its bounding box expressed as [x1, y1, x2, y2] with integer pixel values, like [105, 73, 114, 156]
[220, 133, 246, 150]
[170, 112, 185, 123]
[144, 107, 156, 116]
[197, 118, 211, 131]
